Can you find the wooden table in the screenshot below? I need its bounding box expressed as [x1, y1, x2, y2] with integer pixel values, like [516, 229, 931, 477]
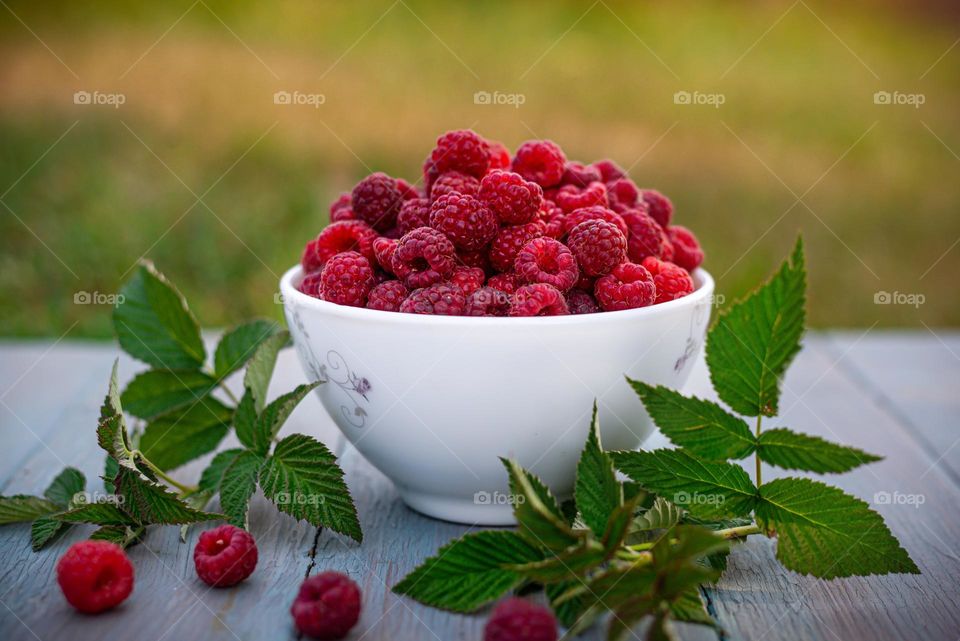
[1, 332, 958, 640]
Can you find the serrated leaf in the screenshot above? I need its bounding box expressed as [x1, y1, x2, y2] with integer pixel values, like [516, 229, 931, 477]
[56, 502, 134, 526]
[199, 448, 245, 492]
[31, 517, 68, 551]
[706, 236, 806, 417]
[632, 497, 683, 533]
[113, 261, 205, 370]
[627, 380, 756, 460]
[547, 581, 594, 630]
[244, 330, 290, 413]
[602, 494, 645, 555]
[44, 467, 86, 508]
[90, 525, 143, 547]
[120, 369, 218, 420]
[233, 390, 258, 452]
[757, 428, 882, 473]
[612, 449, 757, 519]
[114, 467, 220, 525]
[214, 319, 281, 380]
[103, 455, 119, 494]
[252, 382, 320, 456]
[670, 588, 715, 626]
[754, 477, 919, 578]
[502, 458, 581, 552]
[139, 397, 233, 471]
[575, 401, 622, 536]
[100, 359, 124, 421]
[0, 496, 60, 523]
[219, 451, 263, 528]
[506, 539, 605, 583]
[259, 434, 361, 542]
[392, 531, 542, 612]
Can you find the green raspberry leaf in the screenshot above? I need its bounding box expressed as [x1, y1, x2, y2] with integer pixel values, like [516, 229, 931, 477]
[670, 588, 715, 626]
[31, 516, 67, 551]
[575, 402, 622, 536]
[502, 458, 581, 552]
[631, 497, 683, 533]
[113, 261, 205, 370]
[56, 502, 134, 526]
[546, 581, 595, 630]
[757, 428, 882, 473]
[44, 467, 86, 508]
[0, 496, 60, 523]
[114, 467, 221, 525]
[233, 389, 258, 452]
[214, 319, 282, 380]
[199, 448, 245, 492]
[139, 397, 233, 471]
[90, 525, 143, 547]
[219, 450, 264, 529]
[506, 539, 605, 583]
[120, 369, 218, 420]
[259, 434, 361, 542]
[627, 379, 756, 460]
[392, 530, 542, 612]
[754, 477, 919, 578]
[706, 236, 806, 417]
[252, 382, 320, 456]
[244, 330, 291, 413]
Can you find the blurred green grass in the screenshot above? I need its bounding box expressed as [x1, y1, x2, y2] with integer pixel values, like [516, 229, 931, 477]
[0, 0, 957, 337]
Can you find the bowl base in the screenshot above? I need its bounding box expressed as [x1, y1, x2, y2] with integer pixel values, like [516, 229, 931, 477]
[398, 489, 518, 526]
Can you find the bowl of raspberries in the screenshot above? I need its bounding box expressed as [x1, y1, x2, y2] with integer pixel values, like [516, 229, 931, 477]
[280, 129, 713, 524]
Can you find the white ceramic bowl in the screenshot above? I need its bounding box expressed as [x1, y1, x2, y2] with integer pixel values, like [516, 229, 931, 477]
[280, 266, 714, 525]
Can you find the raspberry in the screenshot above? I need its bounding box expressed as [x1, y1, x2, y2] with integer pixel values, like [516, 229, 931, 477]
[607, 178, 639, 211]
[510, 283, 569, 316]
[430, 129, 490, 178]
[329, 192, 352, 219]
[566, 289, 600, 314]
[466, 287, 511, 316]
[394, 227, 457, 288]
[290, 571, 361, 640]
[515, 238, 578, 292]
[351, 172, 403, 231]
[395, 177, 421, 201]
[667, 225, 704, 271]
[56, 540, 134, 614]
[193, 524, 258, 587]
[400, 283, 466, 315]
[301, 220, 378, 273]
[544, 212, 567, 239]
[592, 159, 626, 183]
[561, 161, 602, 188]
[397, 197, 432, 235]
[595, 262, 656, 311]
[487, 140, 512, 169]
[367, 280, 409, 312]
[511, 140, 567, 188]
[641, 189, 673, 228]
[430, 171, 480, 200]
[555, 182, 608, 213]
[641, 256, 695, 303]
[320, 251, 375, 307]
[566, 219, 628, 277]
[487, 272, 520, 294]
[539, 199, 563, 221]
[456, 248, 491, 273]
[422, 154, 441, 192]
[488, 221, 545, 273]
[299, 270, 324, 299]
[562, 205, 629, 238]
[372, 237, 398, 274]
[330, 207, 355, 222]
[429, 193, 498, 251]
[621, 208, 669, 263]
[478, 170, 543, 225]
[483, 598, 558, 641]
[449, 266, 486, 295]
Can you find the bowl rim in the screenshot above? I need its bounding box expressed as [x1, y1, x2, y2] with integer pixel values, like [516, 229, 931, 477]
[280, 264, 714, 326]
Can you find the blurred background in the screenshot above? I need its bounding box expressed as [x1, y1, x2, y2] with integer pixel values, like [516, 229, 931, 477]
[0, 0, 957, 336]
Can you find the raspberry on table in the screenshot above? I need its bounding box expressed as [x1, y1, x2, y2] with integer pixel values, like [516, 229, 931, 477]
[566, 288, 600, 314]
[393, 227, 457, 289]
[607, 177, 639, 211]
[487, 140, 512, 169]
[478, 170, 543, 225]
[560, 161, 602, 188]
[367, 280, 409, 312]
[372, 237, 398, 274]
[429, 193, 498, 251]
[301, 220, 378, 273]
[319, 251, 376, 307]
[397, 197, 432, 235]
[400, 283, 467, 315]
[592, 158, 626, 183]
[641, 188, 674, 228]
[595, 262, 656, 311]
[56, 540, 134, 614]
[566, 219, 628, 277]
[430, 129, 490, 178]
[351, 172, 404, 232]
[430, 171, 480, 200]
[449, 266, 486, 295]
[193, 524, 258, 588]
[487, 272, 520, 294]
[561, 205, 629, 238]
[510, 283, 569, 316]
[514, 237, 578, 292]
[641, 256, 695, 303]
[465, 287, 512, 316]
[621, 208, 669, 263]
[299, 270, 324, 299]
[555, 182, 608, 213]
[511, 140, 567, 188]
[488, 221, 545, 273]
[290, 571, 361, 640]
[483, 597, 558, 641]
[667, 225, 704, 271]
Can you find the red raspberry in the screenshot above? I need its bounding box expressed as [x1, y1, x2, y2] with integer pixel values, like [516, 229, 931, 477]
[641, 256, 695, 303]
[299, 271, 324, 298]
[566, 219, 628, 277]
[562, 206, 629, 238]
[394, 227, 457, 288]
[430, 129, 490, 178]
[539, 199, 563, 221]
[320, 252, 375, 307]
[330, 207, 355, 222]
[510, 283, 569, 316]
[487, 140, 512, 170]
[595, 262, 656, 311]
[397, 197, 432, 235]
[667, 225, 704, 271]
[367, 280, 409, 312]
[422, 154, 441, 193]
[372, 237, 398, 274]
[395, 177, 421, 201]
[329, 192, 352, 219]
[483, 597, 558, 641]
[449, 266, 485, 295]
[511, 140, 567, 188]
[566, 289, 600, 314]
[555, 181, 608, 213]
[351, 172, 403, 231]
[641, 189, 673, 228]
[621, 208, 669, 263]
[488, 221, 545, 273]
[400, 283, 466, 315]
[466, 287, 511, 316]
[607, 178, 639, 211]
[478, 170, 543, 225]
[290, 571, 361, 640]
[573, 271, 595, 291]
[193, 524, 258, 588]
[544, 212, 567, 239]
[456, 248, 491, 273]
[301, 220, 378, 273]
[487, 272, 520, 294]
[560, 161, 602, 188]
[429, 193, 498, 251]
[592, 159, 626, 183]
[515, 238, 578, 292]
[430, 171, 480, 200]
[56, 540, 134, 614]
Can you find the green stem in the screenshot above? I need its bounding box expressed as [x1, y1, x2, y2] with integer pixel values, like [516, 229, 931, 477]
[755, 414, 763, 486]
[121, 525, 146, 548]
[219, 381, 239, 405]
[132, 451, 198, 494]
[717, 523, 761, 539]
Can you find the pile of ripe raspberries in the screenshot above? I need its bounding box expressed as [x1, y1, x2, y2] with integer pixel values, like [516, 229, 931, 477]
[299, 129, 703, 316]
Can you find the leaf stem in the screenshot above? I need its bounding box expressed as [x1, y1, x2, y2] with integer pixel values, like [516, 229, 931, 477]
[132, 451, 198, 494]
[218, 381, 239, 405]
[716, 523, 761, 539]
[755, 414, 763, 486]
[121, 525, 146, 548]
